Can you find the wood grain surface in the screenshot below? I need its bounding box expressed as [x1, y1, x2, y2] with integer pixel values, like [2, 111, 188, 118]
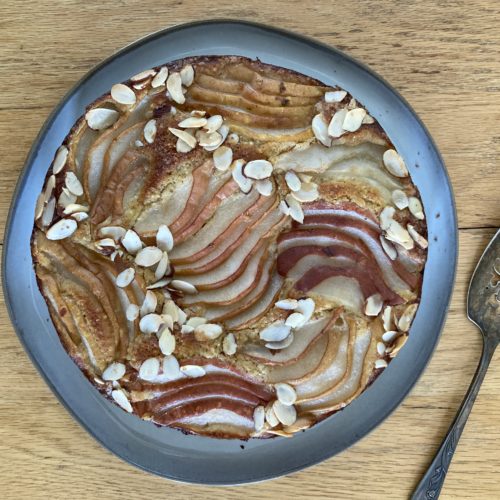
[0, 1, 499, 498]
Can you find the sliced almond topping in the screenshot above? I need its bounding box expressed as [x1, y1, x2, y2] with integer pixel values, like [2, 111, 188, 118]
[385, 220, 414, 250]
[204, 115, 223, 134]
[158, 326, 176, 355]
[382, 305, 393, 331]
[365, 293, 383, 316]
[328, 108, 348, 138]
[139, 357, 160, 381]
[116, 268, 135, 288]
[35, 194, 45, 221]
[312, 113, 332, 146]
[297, 298, 315, 322]
[194, 323, 223, 341]
[383, 149, 409, 177]
[279, 200, 290, 216]
[222, 333, 237, 356]
[163, 300, 179, 323]
[191, 110, 206, 117]
[379, 206, 396, 231]
[407, 224, 428, 249]
[102, 362, 126, 381]
[183, 317, 205, 329]
[176, 138, 194, 153]
[180, 64, 194, 86]
[46, 218, 77, 240]
[99, 226, 126, 240]
[342, 108, 367, 132]
[285, 171, 301, 192]
[135, 246, 163, 267]
[285, 312, 307, 328]
[95, 238, 116, 249]
[244, 159, 273, 180]
[213, 146, 233, 171]
[198, 130, 222, 148]
[169, 127, 197, 148]
[387, 334, 408, 358]
[265, 332, 294, 350]
[58, 188, 77, 208]
[273, 400, 297, 426]
[180, 365, 206, 378]
[65, 171, 83, 196]
[255, 179, 273, 196]
[325, 90, 347, 103]
[166, 72, 185, 104]
[63, 203, 89, 215]
[111, 83, 136, 106]
[205, 123, 229, 151]
[147, 279, 170, 289]
[232, 159, 253, 194]
[41, 197, 56, 227]
[85, 108, 120, 130]
[275, 383, 297, 406]
[377, 341, 386, 356]
[143, 119, 157, 144]
[170, 279, 198, 294]
[43, 175, 56, 200]
[253, 405, 265, 431]
[140, 290, 157, 317]
[139, 313, 163, 334]
[285, 194, 304, 223]
[52, 145, 69, 174]
[163, 355, 181, 380]
[121, 229, 143, 255]
[181, 325, 194, 334]
[155, 251, 170, 280]
[291, 182, 319, 203]
[178, 116, 208, 129]
[375, 359, 388, 369]
[151, 66, 168, 88]
[382, 330, 399, 343]
[275, 299, 298, 310]
[265, 405, 279, 427]
[126, 303, 140, 321]
[161, 313, 174, 330]
[284, 415, 315, 434]
[132, 81, 149, 90]
[71, 212, 88, 222]
[379, 235, 397, 260]
[398, 303, 418, 332]
[156, 224, 174, 252]
[260, 322, 291, 342]
[227, 132, 239, 145]
[362, 113, 375, 124]
[111, 389, 133, 412]
[408, 197, 425, 220]
[131, 69, 156, 82]
[392, 189, 409, 210]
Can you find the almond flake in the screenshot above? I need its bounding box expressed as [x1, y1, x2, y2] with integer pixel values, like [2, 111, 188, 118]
[135, 246, 163, 267]
[46, 218, 77, 240]
[377, 341, 386, 356]
[143, 119, 157, 144]
[244, 159, 273, 180]
[163, 355, 181, 380]
[291, 183, 319, 203]
[265, 405, 279, 427]
[279, 200, 290, 216]
[186, 317, 207, 328]
[398, 303, 418, 332]
[285, 194, 304, 223]
[392, 189, 409, 210]
[111, 389, 133, 412]
[161, 314, 174, 330]
[265, 332, 294, 350]
[176, 138, 194, 153]
[232, 159, 253, 193]
[328, 108, 348, 138]
[65, 171, 83, 196]
[362, 113, 375, 124]
[275, 383, 297, 406]
[147, 278, 170, 289]
[387, 334, 408, 358]
[382, 330, 399, 343]
[222, 333, 237, 356]
[383, 149, 409, 177]
[170, 279, 198, 294]
[85, 108, 119, 130]
[382, 306, 393, 331]
[198, 130, 222, 148]
[181, 325, 194, 334]
[194, 323, 223, 341]
[63, 203, 89, 215]
[52, 145, 68, 174]
[151, 66, 168, 88]
[275, 299, 298, 310]
[139, 313, 163, 334]
[122, 229, 143, 255]
[180, 64, 194, 86]
[140, 290, 157, 317]
[379, 235, 397, 260]
[180, 365, 206, 378]
[116, 268, 135, 288]
[260, 322, 291, 342]
[190, 110, 206, 117]
[178, 116, 208, 129]
[312, 113, 332, 146]
[155, 251, 170, 280]
[95, 238, 116, 249]
[131, 69, 156, 82]
[213, 146, 233, 171]
[43, 175, 56, 204]
[255, 179, 273, 196]
[41, 197, 56, 227]
[102, 362, 126, 381]
[285, 171, 301, 192]
[375, 359, 388, 369]
[365, 293, 383, 316]
[253, 406, 265, 431]
[285, 312, 307, 328]
[407, 224, 428, 249]
[111, 83, 136, 106]
[385, 220, 414, 250]
[342, 108, 366, 132]
[297, 298, 315, 322]
[132, 81, 149, 90]
[71, 212, 88, 222]
[408, 197, 425, 220]
[58, 187, 77, 208]
[35, 194, 45, 220]
[325, 90, 347, 103]
[204, 115, 223, 134]
[227, 132, 239, 145]
[99, 226, 126, 240]
[166, 72, 185, 104]
[205, 123, 229, 151]
[380, 206, 396, 230]
[139, 357, 160, 381]
[156, 225, 174, 252]
[126, 303, 140, 321]
[169, 127, 197, 148]
[273, 400, 297, 426]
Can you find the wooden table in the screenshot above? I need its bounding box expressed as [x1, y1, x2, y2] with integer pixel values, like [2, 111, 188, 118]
[1, 1, 499, 498]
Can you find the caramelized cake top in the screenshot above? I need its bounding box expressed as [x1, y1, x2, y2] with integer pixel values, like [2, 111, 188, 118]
[32, 56, 427, 439]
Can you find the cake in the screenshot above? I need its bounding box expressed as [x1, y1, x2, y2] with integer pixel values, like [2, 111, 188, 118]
[31, 56, 427, 439]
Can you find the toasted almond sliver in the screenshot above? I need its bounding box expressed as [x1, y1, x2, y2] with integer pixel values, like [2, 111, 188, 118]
[163, 355, 181, 380]
[275, 299, 298, 310]
[243, 159, 273, 180]
[273, 400, 297, 426]
[285, 312, 307, 328]
[297, 298, 315, 322]
[387, 334, 408, 358]
[111, 389, 133, 412]
[111, 83, 136, 106]
[255, 179, 273, 196]
[380, 206, 396, 230]
[379, 235, 397, 260]
[227, 132, 239, 145]
[408, 197, 425, 220]
[291, 183, 319, 203]
[204, 123, 228, 151]
[180, 365, 206, 378]
[213, 146, 233, 171]
[178, 116, 207, 129]
[204, 115, 223, 134]
[46, 218, 77, 240]
[52, 145, 69, 174]
[147, 278, 170, 290]
[198, 130, 222, 148]
[139, 313, 163, 334]
[363, 113, 375, 124]
[275, 383, 297, 406]
[223, 333, 237, 356]
[375, 359, 388, 369]
[176, 138, 194, 153]
[191, 110, 206, 117]
[169, 127, 196, 148]
[158, 326, 176, 355]
[140, 290, 157, 317]
[265, 405, 279, 427]
[382, 306, 393, 331]
[122, 229, 143, 255]
[139, 357, 160, 381]
[143, 119, 157, 144]
[95, 238, 116, 249]
[253, 405, 265, 431]
[151, 66, 168, 88]
[392, 189, 409, 210]
[180, 64, 194, 86]
[131, 69, 156, 82]
[328, 108, 348, 138]
[365, 293, 383, 316]
[135, 246, 163, 267]
[41, 197, 56, 227]
[279, 200, 290, 216]
[85, 108, 120, 130]
[285, 194, 304, 223]
[116, 268, 135, 288]
[44, 175, 56, 201]
[186, 317, 207, 328]
[342, 108, 366, 132]
[385, 220, 414, 250]
[170, 279, 198, 294]
[65, 171, 83, 196]
[35, 193, 45, 220]
[265, 332, 294, 350]
[382, 330, 399, 343]
[166, 72, 185, 104]
[232, 159, 253, 194]
[377, 342, 386, 356]
[102, 362, 126, 381]
[285, 171, 301, 192]
[71, 212, 88, 222]
[126, 303, 140, 321]
[312, 113, 332, 146]
[383, 149, 409, 177]
[407, 224, 428, 249]
[99, 226, 126, 240]
[194, 323, 223, 341]
[63, 203, 89, 215]
[58, 187, 77, 208]
[156, 225, 174, 252]
[260, 322, 291, 342]
[155, 251, 170, 280]
[325, 90, 347, 103]
[398, 303, 419, 332]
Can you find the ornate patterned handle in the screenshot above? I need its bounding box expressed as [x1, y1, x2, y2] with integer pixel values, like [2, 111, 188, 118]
[411, 337, 497, 500]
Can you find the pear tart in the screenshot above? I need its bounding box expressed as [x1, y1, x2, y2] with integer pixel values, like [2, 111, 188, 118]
[32, 56, 427, 439]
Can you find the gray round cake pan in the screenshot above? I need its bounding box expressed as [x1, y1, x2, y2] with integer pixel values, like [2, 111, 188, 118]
[2, 20, 457, 485]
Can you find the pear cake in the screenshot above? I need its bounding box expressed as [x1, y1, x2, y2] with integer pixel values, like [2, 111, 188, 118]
[32, 56, 428, 439]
